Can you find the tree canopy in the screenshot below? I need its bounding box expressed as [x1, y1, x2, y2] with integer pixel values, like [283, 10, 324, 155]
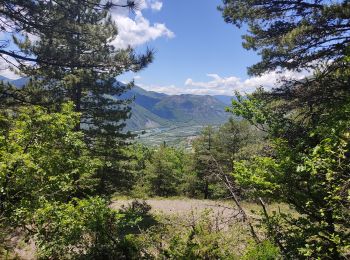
[219, 0, 350, 75]
[0, 0, 141, 66]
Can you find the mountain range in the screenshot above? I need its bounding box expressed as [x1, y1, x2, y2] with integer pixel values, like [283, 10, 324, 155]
[1, 76, 233, 130]
[121, 86, 232, 130]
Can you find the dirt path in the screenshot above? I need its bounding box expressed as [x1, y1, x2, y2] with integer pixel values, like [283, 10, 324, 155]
[111, 198, 240, 219]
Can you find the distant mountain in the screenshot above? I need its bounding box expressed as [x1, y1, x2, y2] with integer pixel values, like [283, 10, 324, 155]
[0, 76, 29, 87]
[213, 95, 234, 105]
[124, 86, 232, 130]
[11, 77, 29, 88]
[0, 76, 10, 82]
[1, 76, 232, 130]
[121, 86, 167, 111]
[153, 95, 228, 122]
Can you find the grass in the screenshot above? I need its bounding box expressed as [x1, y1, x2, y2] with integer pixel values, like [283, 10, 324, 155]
[241, 201, 297, 216]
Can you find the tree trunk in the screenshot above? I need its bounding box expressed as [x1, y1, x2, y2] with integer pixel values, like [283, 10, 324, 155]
[204, 179, 209, 199]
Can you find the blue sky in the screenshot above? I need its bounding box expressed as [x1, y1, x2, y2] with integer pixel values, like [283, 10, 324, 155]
[115, 0, 306, 95]
[130, 0, 258, 84]
[118, 0, 264, 95]
[0, 0, 305, 95]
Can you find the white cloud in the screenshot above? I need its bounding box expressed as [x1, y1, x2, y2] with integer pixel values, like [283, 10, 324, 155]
[0, 57, 21, 79]
[26, 32, 40, 43]
[137, 0, 163, 11]
[150, 1, 163, 11]
[112, 13, 174, 48]
[137, 70, 310, 96]
[182, 70, 309, 95]
[120, 0, 162, 11]
[111, 0, 173, 48]
[0, 68, 19, 79]
[137, 83, 186, 95]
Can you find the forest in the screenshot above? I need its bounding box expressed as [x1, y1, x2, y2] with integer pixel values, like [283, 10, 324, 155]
[0, 0, 349, 259]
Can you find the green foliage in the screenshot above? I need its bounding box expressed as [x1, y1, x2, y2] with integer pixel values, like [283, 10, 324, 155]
[219, 0, 350, 75]
[0, 103, 161, 259]
[123, 143, 154, 197]
[1, 1, 156, 259]
[117, 200, 156, 236]
[233, 157, 280, 198]
[33, 197, 154, 259]
[242, 240, 281, 260]
[127, 120, 265, 200]
[191, 121, 265, 199]
[128, 123, 261, 199]
[221, 1, 350, 255]
[191, 126, 220, 199]
[0, 1, 139, 65]
[213, 118, 265, 162]
[0, 103, 98, 224]
[229, 87, 350, 258]
[134, 211, 247, 259]
[143, 145, 188, 197]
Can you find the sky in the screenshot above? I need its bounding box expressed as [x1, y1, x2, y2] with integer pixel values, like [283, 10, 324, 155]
[0, 0, 307, 95]
[114, 0, 307, 95]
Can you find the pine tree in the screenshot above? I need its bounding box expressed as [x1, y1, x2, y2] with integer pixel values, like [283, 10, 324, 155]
[0, 0, 137, 64]
[11, 0, 153, 195]
[192, 126, 219, 199]
[219, 0, 350, 75]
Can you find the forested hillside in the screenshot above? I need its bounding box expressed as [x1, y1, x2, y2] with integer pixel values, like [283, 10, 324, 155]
[122, 86, 231, 130]
[0, 0, 349, 259]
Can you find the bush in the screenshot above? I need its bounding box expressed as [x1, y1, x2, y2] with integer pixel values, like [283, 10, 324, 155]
[133, 210, 248, 259]
[33, 197, 155, 259]
[243, 240, 281, 260]
[0, 103, 98, 225]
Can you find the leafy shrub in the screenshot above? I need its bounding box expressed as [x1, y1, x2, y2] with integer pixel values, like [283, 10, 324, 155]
[33, 197, 155, 259]
[243, 240, 281, 260]
[133, 210, 248, 259]
[117, 200, 157, 236]
[0, 103, 98, 225]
